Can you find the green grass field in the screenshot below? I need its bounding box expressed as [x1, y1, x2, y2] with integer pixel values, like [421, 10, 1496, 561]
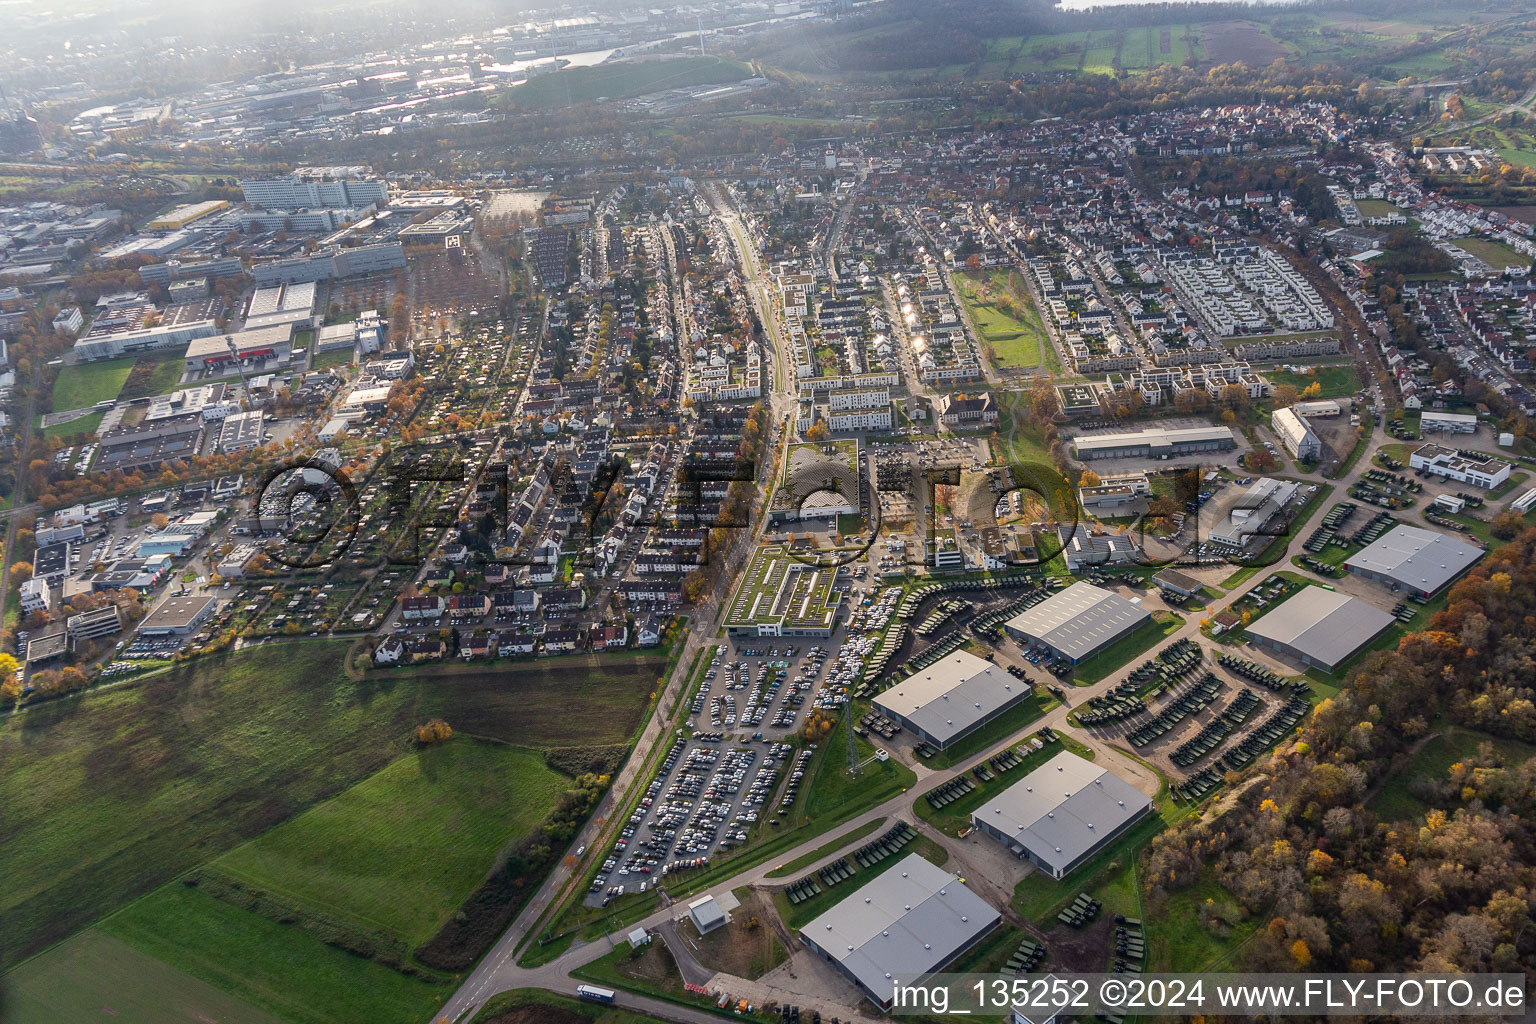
[1014, 31, 1090, 73]
[100, 885, 450, 1024]
[38, 408, 106, 440]
[954, 269, 1057, 374]
[313, 347, 356, 370]
[510, 56, 752, 109]
[4, 928, 285, 1024]
[1083, 31, 1118, 75]
[1119, 28, 1152, 71]
[1266, 363, 1360, 398]
[51, 358, 133, 411]
[1451, 236, 1532, 271]
[0, 642, 663, 967]
[214, 741, 568, 945]
[119, 356, 188, 400]
[1147, 871, 1258, 971]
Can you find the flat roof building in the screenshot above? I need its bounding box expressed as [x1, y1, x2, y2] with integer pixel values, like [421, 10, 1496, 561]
[971, 751, 1152, 879]
[1344, 524, 1483, 599]
[1056, 525, 1144, 572]
[873, 650, 1033, 750]
[799, 853, 1000, 1010]
[138, 595, 217, 637]
[218, 410, 265, 453]
[1245, 587, 1394, 671]
[687, 895, 728, 935]
[1209, 478, 1300, 551]
[1072, 425, 1235, 462]
[1420, 410, 1477, 434]
[1409, 444, 1511, 490]
[98, 421, 206, 473]
[1152, 567, 1202, 597]
[1003, 582, 1150, 665]
[184, 324, 294, 372]
[724, 544, 842, 637]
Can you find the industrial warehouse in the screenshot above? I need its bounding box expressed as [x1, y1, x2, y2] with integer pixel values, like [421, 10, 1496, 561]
[970, 751, 1152, 879]
[1003, 582, 1150, 664]
[1071, 425, 1236, 461]
[1244, 587, 1395, 671]
[1343, 524, 1484, 598]
[798, 853, 1000, 1009]
[871, 650, 1033, 750]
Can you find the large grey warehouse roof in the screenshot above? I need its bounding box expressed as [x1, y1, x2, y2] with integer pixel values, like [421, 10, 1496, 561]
[1004, 582, 1150, 661]
[801, 853, 999, 1007]
[873, 650, 1029, 747]
[1343, 524, 1483, 595]
[972, 751, 1151, 876]
[1245, 587, 1394, 668]
[1072, 425, 1235, 455]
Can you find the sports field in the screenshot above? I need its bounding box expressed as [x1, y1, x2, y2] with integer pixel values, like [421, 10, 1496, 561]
[214, 741, 568, 944]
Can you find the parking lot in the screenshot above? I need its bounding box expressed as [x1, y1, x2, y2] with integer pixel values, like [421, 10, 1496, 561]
[585, 728, 798, 908]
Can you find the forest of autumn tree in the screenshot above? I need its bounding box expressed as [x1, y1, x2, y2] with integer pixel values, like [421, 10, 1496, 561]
[1146, 530, 1536, 975]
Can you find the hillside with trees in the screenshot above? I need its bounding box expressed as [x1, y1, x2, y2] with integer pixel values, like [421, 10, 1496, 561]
[1146, 530, 1536, 974]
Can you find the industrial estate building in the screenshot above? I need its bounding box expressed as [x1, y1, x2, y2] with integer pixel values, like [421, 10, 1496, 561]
[1003, 582, 1150, 664]
[1072, 425, 1236, 461]
[723, 545, 841, 638]
[1244, 587, 1395, 671]
[970, 751, 1152, 879]
[1209, 477, 1300, 551]
[239, 172, 388, 211]
[137, 595, 218, 637]
[183, 325, 295, 373]
[1343, 524, 1484, 598]
[1077, 472, 1151, 515]
[1408, 444, 1512, 489]
[1419, 410, 1478, 434]
[872, 650, 1033, 750]
[799, 853, 1000, 1009]
[1271, 405, 1322, 461]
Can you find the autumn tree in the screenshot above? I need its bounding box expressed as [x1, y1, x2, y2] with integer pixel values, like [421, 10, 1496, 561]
[0, 652, 19, 703]
[414, 719, 454, 744]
